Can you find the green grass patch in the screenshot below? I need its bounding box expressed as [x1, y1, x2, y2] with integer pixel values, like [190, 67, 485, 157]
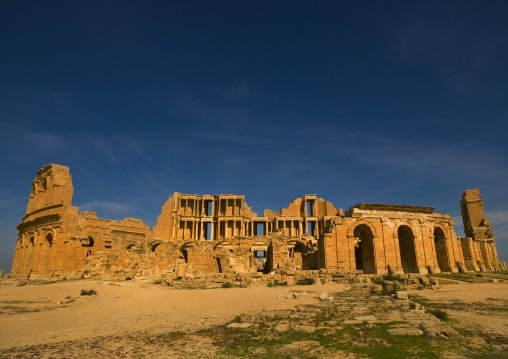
[429, 308, 449, 320]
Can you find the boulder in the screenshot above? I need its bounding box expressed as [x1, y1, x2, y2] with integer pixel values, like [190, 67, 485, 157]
[396, 291, 408, 300]
[318, 292, 328, 301]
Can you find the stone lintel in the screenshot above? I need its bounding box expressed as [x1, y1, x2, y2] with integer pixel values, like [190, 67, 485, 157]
[349, 203, 435, 214]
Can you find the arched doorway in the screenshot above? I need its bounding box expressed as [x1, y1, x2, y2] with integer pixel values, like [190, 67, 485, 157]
[250, 241, 269, 273]
[397, 225, 418, 273]
[353, 224, 376, 274]
[38, 232, 53, 272]
[214, 242, 234, 273]
[433, 227, 450, 271]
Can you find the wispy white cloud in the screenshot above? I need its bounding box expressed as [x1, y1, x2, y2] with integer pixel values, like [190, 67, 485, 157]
[79, 201, 137, 215]
[320, 128, 508, 181]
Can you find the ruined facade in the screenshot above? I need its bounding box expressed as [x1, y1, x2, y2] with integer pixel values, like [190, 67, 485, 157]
[9, 164, 502, 280]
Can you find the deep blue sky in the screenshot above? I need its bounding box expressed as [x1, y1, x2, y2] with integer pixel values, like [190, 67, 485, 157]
[1, 1, 508, 271]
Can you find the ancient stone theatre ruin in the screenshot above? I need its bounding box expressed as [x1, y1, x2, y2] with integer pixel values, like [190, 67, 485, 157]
[10, 164, 502, 281]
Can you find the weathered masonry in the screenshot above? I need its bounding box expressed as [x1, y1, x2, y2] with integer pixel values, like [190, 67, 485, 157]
[9, 164, 502, 280]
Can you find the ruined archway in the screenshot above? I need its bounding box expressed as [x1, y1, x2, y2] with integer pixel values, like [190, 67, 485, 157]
[38, 231, 54, 273]
[151, 243, 166, 253]
[397, 225, 418, 273]
[250, 241, 269, 273]
[353, 224, 376, 274]
[288, 241, 306, 269]
[214, 241, 234, 273]
[433, 227, 450, 271]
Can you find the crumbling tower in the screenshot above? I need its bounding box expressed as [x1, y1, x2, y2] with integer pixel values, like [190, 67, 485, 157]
[460, 189, 501, 271]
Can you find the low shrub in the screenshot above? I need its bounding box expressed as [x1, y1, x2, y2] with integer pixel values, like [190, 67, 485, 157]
[80, 289, 97, 296]
[296, 278, 315, 285]
[221, 282, 233, 288]
[429, 308, 448, 320]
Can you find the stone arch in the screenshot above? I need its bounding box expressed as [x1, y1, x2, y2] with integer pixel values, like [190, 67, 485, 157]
[288, 239, 315, 270]
[214, 240, 233, 250]
[28, 232, 35, 246]
[214, 241, 234, 273]
[180, 242, 195, 264]
[432, 224, 450, 271]
[151, 242, 166, 253]
[351, 223, 376, 274]
[346, 219, 378, 239]
[38, 229, 55, 272]
[41, 177, 48, 191]
[395, 224, 418, 273]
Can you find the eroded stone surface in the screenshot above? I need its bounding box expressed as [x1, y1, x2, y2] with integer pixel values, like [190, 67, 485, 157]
[9, 164, 502, 281]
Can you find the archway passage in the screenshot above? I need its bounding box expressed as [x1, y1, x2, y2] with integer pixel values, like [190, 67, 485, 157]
[214, 242, 234, 273]
[250, 241, 269, 273]
[39, 232, 53, 272]
[353, 224, 376, 274]
[398, 225, 418, 273]
[433, 227, 449, 271]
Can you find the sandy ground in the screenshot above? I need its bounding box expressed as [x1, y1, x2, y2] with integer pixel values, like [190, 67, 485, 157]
[0, 279, 507, 356]
[410, 283, 508, 340]
[0, 280, 349, 349]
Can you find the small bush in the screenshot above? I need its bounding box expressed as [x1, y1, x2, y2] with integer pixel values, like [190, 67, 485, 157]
[80, 289, 97, 296]
[409, 302, 416, 309]
[429, 308, 448, 320]
[371, 276, 383, 285]
[476, 274, 483, 277]
[416, 284, 424, 290]
[221, 282, 233, 288]
[267, 281, 287, 287]
[332, 274, 344, 279]
[296, 278, 315, 285]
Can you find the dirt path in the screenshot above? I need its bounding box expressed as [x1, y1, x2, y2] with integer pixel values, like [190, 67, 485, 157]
[0, 280, 349, 349]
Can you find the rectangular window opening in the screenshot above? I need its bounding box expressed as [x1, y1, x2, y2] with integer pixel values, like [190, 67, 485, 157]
[256, 223, 265, 236]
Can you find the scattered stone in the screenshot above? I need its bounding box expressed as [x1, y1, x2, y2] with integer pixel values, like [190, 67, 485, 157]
[370, 284, 382, 294]
[419, 277, 430, 286]
[274, 323, 291, 332]
[396, 291, 408, 300]
[421, 322, 459, 340]
[388, 327, 424, 336]
[318, 292, 328, 301]
[240, 312, 259, 322]
[294, 325, 316, 333]
[226, 323, 254, 329]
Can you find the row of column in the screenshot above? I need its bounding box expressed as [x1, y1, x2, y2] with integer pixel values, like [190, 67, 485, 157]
[178, 198, 246, 217]
[175, 218, 324, 240]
